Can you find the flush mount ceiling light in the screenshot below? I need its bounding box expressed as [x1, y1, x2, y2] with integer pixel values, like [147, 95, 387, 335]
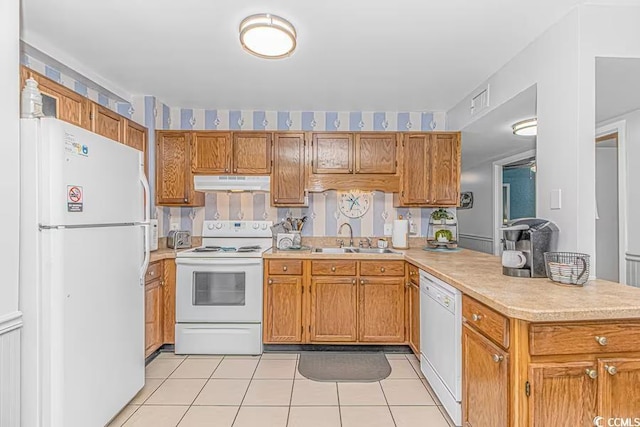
[239, 13, 297, 59]
[512, 118, 537, 136]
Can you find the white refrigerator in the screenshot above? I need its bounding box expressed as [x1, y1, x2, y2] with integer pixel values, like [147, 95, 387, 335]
[20, 118, 150, 427]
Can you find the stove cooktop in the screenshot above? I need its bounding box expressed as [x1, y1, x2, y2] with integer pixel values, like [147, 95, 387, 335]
[192, 245, 263, 253]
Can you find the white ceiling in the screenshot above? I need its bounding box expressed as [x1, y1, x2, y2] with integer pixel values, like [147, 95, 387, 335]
[21, 0, 584, 111]
[461, 85, 537, 170]
[596, 57, 640, 123]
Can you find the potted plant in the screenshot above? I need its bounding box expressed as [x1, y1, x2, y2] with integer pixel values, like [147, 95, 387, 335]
[431, 208, 454, 225]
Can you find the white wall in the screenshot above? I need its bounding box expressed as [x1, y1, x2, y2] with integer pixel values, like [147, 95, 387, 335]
[595, 145, 619, 281]
[0, 0, 20, 319]
[458, 160, 494, 238]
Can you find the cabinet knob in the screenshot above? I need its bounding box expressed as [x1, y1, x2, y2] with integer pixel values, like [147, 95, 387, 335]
[595, 336, 608, 346]
[360, 279, 365, 285]
[283, 266, 288, 271]
[352, 279, 356, 285]
[331, 266, 336, 272]
[585, 369, 598, 379]
[268, 279, 273, 285]
[225, 168, 229, 172]
[184, 198, 188, 202]
[380, 267, 385, 272]
[471, 313, 482, 322]
[149, 271, 154, 276]
[492, 354, 504, 363]
[234, 168, 237, 172]
[274, 198, 278, 202]
[604, 364, 618, 376]
[406, 282, 411, 288]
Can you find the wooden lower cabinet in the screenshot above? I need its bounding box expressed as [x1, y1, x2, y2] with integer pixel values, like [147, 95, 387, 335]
[310, 277, 358, 342]
[407, 280, 420, 355]
[264, 276, 304, 343]
[358, 277, 405, 342]
[462, 324, 509, 427]
[528, 362, 597, 426]
[145, 277, 163, 357]
[598, 358, 640, 418]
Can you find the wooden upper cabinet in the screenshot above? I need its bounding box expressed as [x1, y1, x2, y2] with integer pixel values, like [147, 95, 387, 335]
[430, 133, 460, 206]
[310, 277, 358, 342]
[233, 133, 272, 174]
[355, 133, 397, 174]
[528, 362, 597, 427]
[358, 277, 405, 343]
[272, 133, 306, 206]
[598, 358, 640, 419]
[191, 132, 232, 174]
[312, 133, 353, 174]
[264, 276, 304, 343]
[462, 324, 509, 427]
[22, 67, 90, 130]
[400, 134, 431, 205]
[125, 120, 147, 153]
[92, 103, 125, 143]
[156, 131, 204, 206]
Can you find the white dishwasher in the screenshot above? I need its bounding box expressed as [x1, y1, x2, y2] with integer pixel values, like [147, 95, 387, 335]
[420, 271, 462, 427]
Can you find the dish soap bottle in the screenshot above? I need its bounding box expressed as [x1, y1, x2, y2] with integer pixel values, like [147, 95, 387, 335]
[21, 78, 44, 118]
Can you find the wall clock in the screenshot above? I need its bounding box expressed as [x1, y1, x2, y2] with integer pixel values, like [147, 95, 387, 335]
[338, 191, 371, 218]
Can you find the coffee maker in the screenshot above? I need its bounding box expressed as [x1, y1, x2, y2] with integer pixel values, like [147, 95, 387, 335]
[501, 218, 559, 278]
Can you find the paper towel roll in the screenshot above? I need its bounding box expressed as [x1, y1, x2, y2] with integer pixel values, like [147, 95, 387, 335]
[392, 219, 409, 249]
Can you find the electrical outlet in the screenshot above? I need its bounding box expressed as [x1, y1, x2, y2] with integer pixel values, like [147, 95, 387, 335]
[170, 222, 180, 231]
[384, 223, 393, 236]
[409, 221, 417, 235]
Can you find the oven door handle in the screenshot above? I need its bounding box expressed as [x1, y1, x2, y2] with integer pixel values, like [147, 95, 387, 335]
[176, 258, 263, 267]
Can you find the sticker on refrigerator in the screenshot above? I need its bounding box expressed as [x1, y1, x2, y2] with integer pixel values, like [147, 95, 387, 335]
[64, 133, 89, 157]
[67, 186, 83, 212]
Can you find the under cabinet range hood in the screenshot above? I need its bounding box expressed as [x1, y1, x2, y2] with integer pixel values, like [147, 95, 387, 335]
[194, 175, 270, 192]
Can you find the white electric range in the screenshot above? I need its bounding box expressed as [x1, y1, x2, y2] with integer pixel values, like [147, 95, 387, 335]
[175, 220, 272, 355]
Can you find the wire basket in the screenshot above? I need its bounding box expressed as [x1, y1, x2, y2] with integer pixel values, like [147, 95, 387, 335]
[544, 252, 590, 286]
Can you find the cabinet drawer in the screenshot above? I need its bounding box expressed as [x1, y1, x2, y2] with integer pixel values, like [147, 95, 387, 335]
[529, 321, 640, 356]
[462, 295, 509, 349]
[360, 261, 405, 276]
[408, 264, 420, 284]
[311, 260, 357, 276]
[145, 262, 162, 283]
[268, 260, 303, 275]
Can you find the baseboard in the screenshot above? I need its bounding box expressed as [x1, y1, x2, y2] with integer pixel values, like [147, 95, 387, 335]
[0, 311, 21, 427]
[458, 234, 493, 254]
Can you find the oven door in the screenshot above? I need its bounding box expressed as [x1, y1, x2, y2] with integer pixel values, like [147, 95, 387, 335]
[176, 258, 263, 323]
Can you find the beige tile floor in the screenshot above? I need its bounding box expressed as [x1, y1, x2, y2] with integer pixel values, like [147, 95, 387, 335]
[107, 352, 455, 427]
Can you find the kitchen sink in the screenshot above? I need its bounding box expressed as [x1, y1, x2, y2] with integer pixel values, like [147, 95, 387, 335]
[312, 247, 399, 254]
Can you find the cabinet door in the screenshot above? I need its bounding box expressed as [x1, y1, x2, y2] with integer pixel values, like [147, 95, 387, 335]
[408, 281, 420, 355]
[156, 131, 196, 205]
[192, 132, 232, 174]
[310, 277, 357, 342]
[358, 277, 405, 343]
[598, 358, 640, 419]
[162, 260, 176, 344]
[272, 133, 306, 206]
[145, 279, 163, 357]
[26, 68, 90, 130]
[400, 134, 431, 205]
[125, 119, 147, 175]
[92, 103, 125, 143]
[312, 133, 353, 174]
[233, 133, 272, 174]
[355, 133, 397, 174]
[462, 324, 509, 427]
[264, 276, 304, 343]
[429, 133, 460, 206]
[528, 362, 597, 427]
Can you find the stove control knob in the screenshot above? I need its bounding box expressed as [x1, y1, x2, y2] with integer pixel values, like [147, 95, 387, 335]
[215, 223, 223, 229]
[207, 224, 215, 230]
[252, 223, 260, 229]
[261, 224, 268, 230]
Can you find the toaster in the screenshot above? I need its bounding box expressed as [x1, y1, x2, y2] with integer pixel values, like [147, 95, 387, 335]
[167, 230, 191, 249]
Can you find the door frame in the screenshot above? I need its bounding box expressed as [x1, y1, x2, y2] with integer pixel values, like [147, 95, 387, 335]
[492, 149, 536, 255]
[596, 120, 627, 284]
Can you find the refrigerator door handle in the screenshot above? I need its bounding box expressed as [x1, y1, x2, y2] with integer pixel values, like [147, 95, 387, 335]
[139, 166, 151, 285]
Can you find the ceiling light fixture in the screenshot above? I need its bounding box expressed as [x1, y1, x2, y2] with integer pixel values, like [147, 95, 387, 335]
[239, 13, 297, 59]
[512, 118, 537, 136]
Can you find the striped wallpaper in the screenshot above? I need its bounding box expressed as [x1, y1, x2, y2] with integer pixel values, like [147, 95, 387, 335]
[19, 51, 453, 239]
[150, 106, 451, 238]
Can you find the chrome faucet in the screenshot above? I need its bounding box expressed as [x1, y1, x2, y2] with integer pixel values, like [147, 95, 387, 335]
[338, 223, 354, 247]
